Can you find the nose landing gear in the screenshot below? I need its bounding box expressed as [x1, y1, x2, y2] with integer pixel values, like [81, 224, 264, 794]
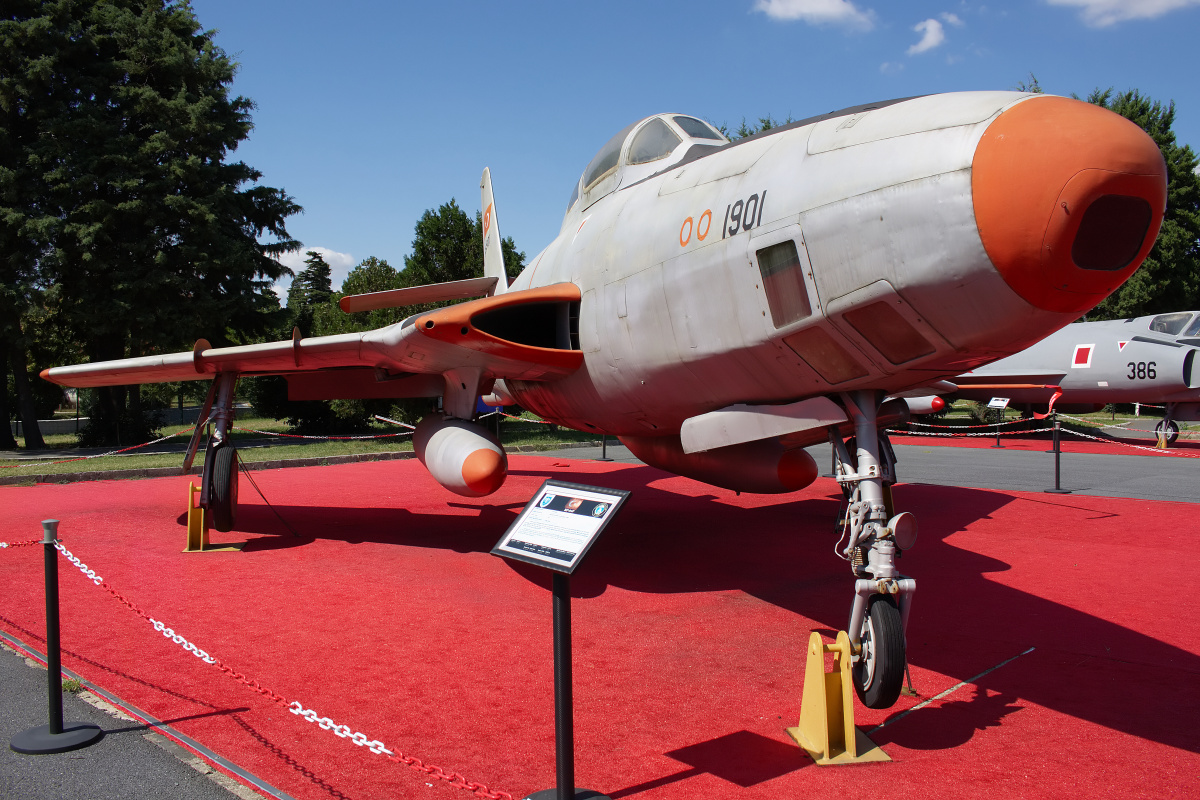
[830, 390, 918, 709]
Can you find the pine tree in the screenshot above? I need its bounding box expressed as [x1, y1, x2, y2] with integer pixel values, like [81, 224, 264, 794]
[0, 0, 301, 444]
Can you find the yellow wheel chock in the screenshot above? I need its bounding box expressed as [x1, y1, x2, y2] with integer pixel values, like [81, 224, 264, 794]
[786, 631, 891, 765]
[185, 482, 210, 552]
[184, 482, 242, 553]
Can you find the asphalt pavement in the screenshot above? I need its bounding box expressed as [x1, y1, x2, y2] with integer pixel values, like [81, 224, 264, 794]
[1, 639, 270, 800]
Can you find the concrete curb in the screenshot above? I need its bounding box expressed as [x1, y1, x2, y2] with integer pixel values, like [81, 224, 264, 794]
[0, 441, 603, 487]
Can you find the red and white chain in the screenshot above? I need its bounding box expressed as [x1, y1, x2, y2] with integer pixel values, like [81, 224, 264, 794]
[50, 542, 513, 799]
[0, 538, 42, 548]
[888, 427, 1054, 438]
[1059, 427, 1200, 458]
[0, 426, 197, 470]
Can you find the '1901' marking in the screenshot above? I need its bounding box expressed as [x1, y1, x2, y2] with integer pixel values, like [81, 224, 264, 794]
[723, 191, 766, 239]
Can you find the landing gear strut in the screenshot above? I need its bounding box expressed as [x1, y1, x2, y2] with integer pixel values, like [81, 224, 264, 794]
[829, 390, 917, 709]
[198, 373, 240, 533]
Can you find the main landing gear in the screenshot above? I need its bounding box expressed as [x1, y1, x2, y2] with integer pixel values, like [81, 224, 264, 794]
[829, 390, 917, 709]
[186, 372, 241, 533]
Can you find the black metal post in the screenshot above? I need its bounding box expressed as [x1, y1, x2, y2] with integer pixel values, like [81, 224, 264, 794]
[1046, 415, 1071, 494]
[44, 524, 62, 736]
[553, 572, 574, 800]
[990, 411, 1004, 448]
[596, 435, 612, 462]
[10, 521, 102, 755]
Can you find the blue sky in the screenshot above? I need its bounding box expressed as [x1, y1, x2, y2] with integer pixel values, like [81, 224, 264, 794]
[186, 0, 1200, 295]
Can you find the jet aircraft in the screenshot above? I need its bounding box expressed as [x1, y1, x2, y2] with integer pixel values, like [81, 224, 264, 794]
[947, 311, 1200, 442]
[43, 91, 1168, 709]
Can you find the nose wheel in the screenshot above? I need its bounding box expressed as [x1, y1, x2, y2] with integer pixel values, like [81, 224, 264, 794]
[853, 594, 905, 709]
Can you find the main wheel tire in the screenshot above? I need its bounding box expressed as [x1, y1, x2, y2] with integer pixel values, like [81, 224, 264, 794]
[1155, 419, 1179, 445]
[208, 445, 239, 532]
[853, 595, 905, 709]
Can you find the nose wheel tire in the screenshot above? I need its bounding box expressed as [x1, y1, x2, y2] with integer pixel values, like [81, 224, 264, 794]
[853, 594, 905, 709]
[207, 445, 239, 532]
[1155, 419, 1179, 445]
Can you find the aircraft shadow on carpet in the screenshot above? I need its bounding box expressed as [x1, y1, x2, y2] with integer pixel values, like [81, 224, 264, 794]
[196, 462, 1200, 757]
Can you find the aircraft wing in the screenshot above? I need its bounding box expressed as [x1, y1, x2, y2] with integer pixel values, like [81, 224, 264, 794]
[42, 283, 583, 389]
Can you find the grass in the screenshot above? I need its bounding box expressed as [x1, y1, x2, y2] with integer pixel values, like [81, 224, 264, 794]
[1, 412, 601, 478]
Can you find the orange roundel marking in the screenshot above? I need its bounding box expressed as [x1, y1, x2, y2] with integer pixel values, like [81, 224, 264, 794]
[972, 95, 1166, 314]
[462, 448, 506, 496]
[697, 209, 712, 241]
[679, 216, 693, 247]
[483, 204, 493, 238]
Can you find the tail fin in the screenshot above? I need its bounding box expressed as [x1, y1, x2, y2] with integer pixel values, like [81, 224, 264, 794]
[480, 168, 509, 295]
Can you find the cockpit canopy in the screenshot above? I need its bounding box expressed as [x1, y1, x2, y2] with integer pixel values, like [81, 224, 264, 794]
[1149, 312, 1200, 337]
[566, 114, 727, 215]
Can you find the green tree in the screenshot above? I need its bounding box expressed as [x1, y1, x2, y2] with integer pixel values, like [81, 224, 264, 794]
[0, 0, 300, 445]
[286, 250, 333, 335]
[401, 199, 524, 292]
[1084, 89, 1200, 319]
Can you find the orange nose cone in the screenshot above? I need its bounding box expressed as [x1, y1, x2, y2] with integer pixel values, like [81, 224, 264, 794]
[972, 95, 1167, 314]
[461, 448, 507, 496]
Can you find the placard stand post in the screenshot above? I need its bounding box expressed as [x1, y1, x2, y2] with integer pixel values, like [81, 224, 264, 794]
[493, 480, 628, 800]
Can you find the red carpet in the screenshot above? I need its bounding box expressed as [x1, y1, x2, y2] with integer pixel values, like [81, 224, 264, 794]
[2, 458, 1198, 800]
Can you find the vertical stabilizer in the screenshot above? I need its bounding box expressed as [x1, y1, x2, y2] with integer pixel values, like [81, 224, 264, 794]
[480, 168, 509, 295]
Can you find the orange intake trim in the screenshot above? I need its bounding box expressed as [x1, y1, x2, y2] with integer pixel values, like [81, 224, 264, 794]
[972, 95, 1166, 314]
[416, 283, 584, 372]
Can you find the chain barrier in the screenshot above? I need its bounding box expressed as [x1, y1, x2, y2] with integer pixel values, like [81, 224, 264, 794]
[1057, 413, 1197, 438]
[889, 427, 1055, 438]
[904, 418, 1029, 430]
[0, 425, 198, 470]
[0, 538, 42, 548]
[48, 541, 513, 799]
[497, 411, 553, 424]
[1059, 427, 1200, 458]
[232, 426, 413, 441]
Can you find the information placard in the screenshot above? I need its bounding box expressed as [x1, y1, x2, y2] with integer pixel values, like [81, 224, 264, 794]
[492, 479, 630, 574]
[987, 397, 1011, 409]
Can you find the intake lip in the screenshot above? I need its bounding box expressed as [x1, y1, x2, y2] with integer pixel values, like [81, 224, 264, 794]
[972, 95, 1167, 314]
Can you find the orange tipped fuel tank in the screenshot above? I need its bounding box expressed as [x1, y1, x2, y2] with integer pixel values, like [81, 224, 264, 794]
[413, 416, 508, 498]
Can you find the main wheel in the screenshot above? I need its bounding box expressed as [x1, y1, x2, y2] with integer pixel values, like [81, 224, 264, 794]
[853, 594, 905, 709]
[208, 445, 239, 532]
[1155, 419, 1179, 445]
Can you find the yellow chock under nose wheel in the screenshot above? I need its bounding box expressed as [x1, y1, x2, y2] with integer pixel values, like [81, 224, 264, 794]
[787, 630, 891, 765]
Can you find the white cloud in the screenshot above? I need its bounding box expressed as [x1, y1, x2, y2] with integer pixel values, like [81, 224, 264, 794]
[273, 246, 356, 306]
[880, 61, 905, 74]
[907, 18, 946, 54]
[940, 11, 965, 25]
[753, 0, 876, 30]
[1046, 0, 1200, 26]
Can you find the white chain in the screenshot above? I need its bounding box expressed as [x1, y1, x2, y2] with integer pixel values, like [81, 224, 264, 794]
[54, 542, 103, 585]
[888, 427, 1054, 438]
[147, 618, 219, 664]
[288, 701, 393, 755]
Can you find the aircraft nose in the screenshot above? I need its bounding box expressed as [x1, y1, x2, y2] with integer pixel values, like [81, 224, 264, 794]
[972, 95, 1167, 314]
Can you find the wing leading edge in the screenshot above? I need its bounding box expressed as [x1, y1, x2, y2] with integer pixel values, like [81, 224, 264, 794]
[42, 283, 583, 389]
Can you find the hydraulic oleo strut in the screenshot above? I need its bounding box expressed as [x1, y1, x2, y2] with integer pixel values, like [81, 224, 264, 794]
[828, 390, 917, 709]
